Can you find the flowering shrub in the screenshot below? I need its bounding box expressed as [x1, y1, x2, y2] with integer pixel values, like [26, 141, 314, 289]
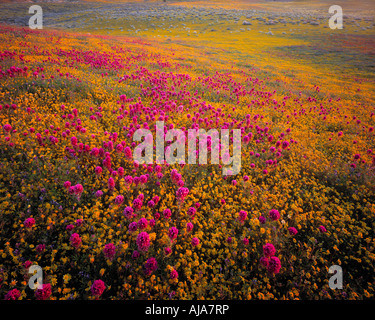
[0, 24, 374, 301]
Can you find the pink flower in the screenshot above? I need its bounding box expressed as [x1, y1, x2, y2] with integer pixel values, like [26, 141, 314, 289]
[140, 175, 148, 184]
[186, 222, 194, 233]
[187, 207, 196, 219]
[267, 256, 281, 274]
[108, 177, 115, 189]
[152, 195, 160, 204]
[260, 256, 269, 267]
[133, 176, 140, 186]
[95, 166, 102, 175]
[168, 227, 179, 240]
[124, 146, 132, 159]
[124, 175, 133, 186]
[114, 195, 124, 205]
[74, 184, 83, 195]
[282, 141, 289, 149]
[163, 208, 172, 219]
[68, 186, 75, 195]
[103, 156, 111, 170]
[143, 257, 158, 276]
[136, 231, 150, 252]
[263, 243, 276, 257]
[24, 217, 35, 229]
[90, 148, 99, 157]
[103, 243, 116, 260]
[4, 288, 21, 300]
[70, 136, 78, 146]
[116, 143, 123, 153]
[132, 250, 140, 259]
[65, 224, 74, 231]
[176, 187, 189, 202]
[269, 209, 280, 221]
[149, 219, 155, 227]
[138, 217, 148, 230]
[177, 180, 184, 187]
[137, 193, 144, 201]
[95, 190, 103, 198]
[63, 181, 71, 189]
[117, 167, 124, 177]
[238, 210, 248, 222]
[131, 198, 142, 211]
[36, 244, 45, 253]
[123, 206, 134, 219]
[288, 227, 298, 236]
[70, 233, 82, 249]
[157, 172, 163, 180]
[91, 279, 106, 297]
[191, 237, 200, 247]
[258, 216, 266, 224]
[35, 283, 52, 300]
[164, 247, 172, 256]
[319, 225, 327, 233]
[128, 222, 138, 233]
[170, 269, 178, 280]
[147, 200, 155, 208]
[3, 124, 12, 132]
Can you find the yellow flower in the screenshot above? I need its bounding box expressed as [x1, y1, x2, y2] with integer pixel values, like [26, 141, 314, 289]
[62, 288, 71, 294]
[51, 277, 58, 286]
[63, 274, 71, 284]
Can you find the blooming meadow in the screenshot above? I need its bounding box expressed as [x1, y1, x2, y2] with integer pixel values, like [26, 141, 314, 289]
[0, 1, 375, 301]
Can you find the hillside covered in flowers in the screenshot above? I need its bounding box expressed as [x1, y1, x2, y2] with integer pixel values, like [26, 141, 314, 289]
[0, 5, 374, 300]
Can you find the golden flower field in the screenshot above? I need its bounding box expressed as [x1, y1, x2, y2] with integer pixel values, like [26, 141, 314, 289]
[0, 0, 374, 300]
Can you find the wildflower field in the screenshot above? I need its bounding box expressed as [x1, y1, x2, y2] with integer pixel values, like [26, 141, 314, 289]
[0, 0, 374, 300]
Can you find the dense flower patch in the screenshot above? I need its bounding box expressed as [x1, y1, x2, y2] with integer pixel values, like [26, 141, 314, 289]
[0, 25, 374, 300]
